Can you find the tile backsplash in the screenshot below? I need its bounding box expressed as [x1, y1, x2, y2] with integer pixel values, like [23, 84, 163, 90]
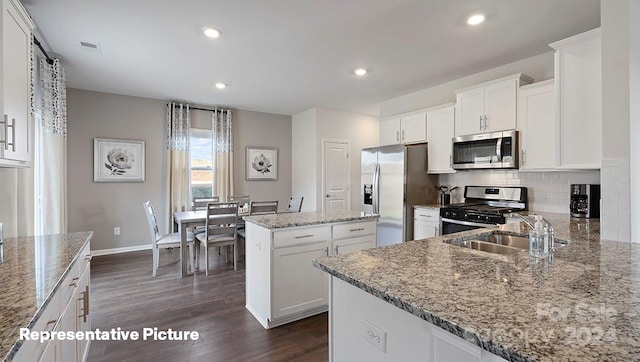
[438, 170, 601, 214]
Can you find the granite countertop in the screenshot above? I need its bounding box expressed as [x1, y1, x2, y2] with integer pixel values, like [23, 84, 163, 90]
[244, 210, 378, 229]
[0, 232, 93, 361]
[314, 213, 640, 361]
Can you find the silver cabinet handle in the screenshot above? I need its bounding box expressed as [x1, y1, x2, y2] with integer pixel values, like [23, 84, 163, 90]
[325, 247, 329, 256]
[349, 227, 365, 232]
[0, 115, 8, 151]
[450, 154, 453, 168]
[522, 150, 527, 166]
[69, 276, 79, 287]
[334, 245, 339, 255]
[418, 214, 433, 218]
[294, 234, 314, 239]
[483, 115, 488, 130]
[479, 116, 482, 130]
[402, 129, 405, 142]
[396, 130, 400, 143]
[435, 226, 439, 236]
[77, 285, 89, 322]
[8, 118, 15, 152]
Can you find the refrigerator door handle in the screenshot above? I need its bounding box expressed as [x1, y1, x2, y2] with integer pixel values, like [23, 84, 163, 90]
[373, 163, 380, 214]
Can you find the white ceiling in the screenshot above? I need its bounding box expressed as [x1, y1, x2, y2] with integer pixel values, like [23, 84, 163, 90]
[22, 0, 600, 116]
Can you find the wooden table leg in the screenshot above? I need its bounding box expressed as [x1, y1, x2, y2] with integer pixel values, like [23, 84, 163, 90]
[181, 222, 192, 277]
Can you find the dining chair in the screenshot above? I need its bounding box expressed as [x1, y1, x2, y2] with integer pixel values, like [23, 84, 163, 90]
[287, 196, 304, 212]
[195, 202, 239, 276]
[192, 196, 220, 211]
[227, 195, 250, 229]
[249, 200, 279, 215]
[143, 201, 196, 277]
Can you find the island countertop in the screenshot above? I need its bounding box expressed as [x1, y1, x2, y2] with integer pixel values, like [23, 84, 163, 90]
[314, 213, 640, 361]
[0, 232, 93, 361]
[244, 210, 378, 229]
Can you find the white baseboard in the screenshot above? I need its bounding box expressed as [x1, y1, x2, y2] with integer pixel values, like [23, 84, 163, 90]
[91, 244, 152, 257]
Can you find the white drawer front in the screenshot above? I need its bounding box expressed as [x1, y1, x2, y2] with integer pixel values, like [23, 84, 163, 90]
[414, 208, 439, 222]
[273, 225, 331, 248]
[332, 221, 376, 240]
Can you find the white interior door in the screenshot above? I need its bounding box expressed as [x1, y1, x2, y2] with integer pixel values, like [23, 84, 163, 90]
[323, 140, 350, 211]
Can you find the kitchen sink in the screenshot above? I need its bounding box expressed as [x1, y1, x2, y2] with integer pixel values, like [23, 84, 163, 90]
[444, 231, 568, 256]
[475, 234, 530, 249]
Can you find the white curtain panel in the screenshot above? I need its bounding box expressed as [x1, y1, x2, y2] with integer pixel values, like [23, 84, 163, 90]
[165, 102, 191, 232]
[34, 56, 68, 235]
[212, 109, 234, 201]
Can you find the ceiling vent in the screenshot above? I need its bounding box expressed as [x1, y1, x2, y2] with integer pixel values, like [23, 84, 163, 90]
[79, 41, 101, 53]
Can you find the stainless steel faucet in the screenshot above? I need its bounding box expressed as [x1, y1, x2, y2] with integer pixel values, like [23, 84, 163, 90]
[506, 213, 556, 252]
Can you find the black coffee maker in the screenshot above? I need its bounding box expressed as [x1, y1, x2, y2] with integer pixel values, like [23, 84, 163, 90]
[570, 184, 600, 218]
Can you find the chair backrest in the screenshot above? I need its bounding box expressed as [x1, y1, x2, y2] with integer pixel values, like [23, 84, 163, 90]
[287, 196, 304, 212]
[193, 196, 220, 211]
[204, 202, 239, 240]
[250, 200, 278, 215]
[227, 195, 250, 212]
[143, 201, 160, 244]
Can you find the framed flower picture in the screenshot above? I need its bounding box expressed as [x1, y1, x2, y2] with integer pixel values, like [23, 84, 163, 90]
[246, 146, 277, 181]
[94, 138, 145, 182]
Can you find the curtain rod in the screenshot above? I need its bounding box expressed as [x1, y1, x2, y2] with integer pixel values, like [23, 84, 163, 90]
[33, 36, 54, 65]
[171, 104, 230, 113]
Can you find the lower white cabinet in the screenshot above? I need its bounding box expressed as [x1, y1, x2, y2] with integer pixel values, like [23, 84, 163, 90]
[246, 219, 376, 329]
[414, 207, 440, 239]
[330, 277, 507, 362]
[14, 239, 91, 362]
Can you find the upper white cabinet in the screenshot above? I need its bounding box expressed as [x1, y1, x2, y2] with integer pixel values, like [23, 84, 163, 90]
[380, 112, 427, 146]
[550, 28, 601, 169]
[1, 0, 34, 167]
[455, 73, 533, 136]
[517, 80, 557, 170]
[426, 104, 455, 173]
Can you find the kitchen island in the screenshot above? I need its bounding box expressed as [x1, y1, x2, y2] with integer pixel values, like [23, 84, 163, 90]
[244, 210, 378, 329]
[314, 213, 640, 361]
[0, 232, 93, 361]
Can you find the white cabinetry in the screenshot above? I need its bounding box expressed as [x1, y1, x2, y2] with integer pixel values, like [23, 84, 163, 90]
[330, 277, 507, 362]
[550, 28, 601, 169]
[13, 240, 92, 362]
[1, 0, 35, 167]
[426, 104, 455, 173]
[517, 80, 557, 170]
[413, 207, 440, 239]
[455, 74, 532, 136]
[380, 112, 427, 146]
[245, 219, 376, 329]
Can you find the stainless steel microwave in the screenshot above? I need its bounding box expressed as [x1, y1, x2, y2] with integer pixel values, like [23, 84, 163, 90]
[452, 130, 518, 170]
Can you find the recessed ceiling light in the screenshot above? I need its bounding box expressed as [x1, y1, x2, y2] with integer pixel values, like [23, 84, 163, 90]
[467, 14, 485, 26]
[215, 82, 227, 89]
[354, 68, 367, 76]
[203, 27, 221, 38]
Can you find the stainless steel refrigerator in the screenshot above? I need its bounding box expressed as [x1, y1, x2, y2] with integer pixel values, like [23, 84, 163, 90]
[361, 143, 438, 247]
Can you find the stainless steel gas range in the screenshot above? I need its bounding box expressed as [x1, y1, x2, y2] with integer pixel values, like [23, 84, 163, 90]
[439, 186, 528, 235]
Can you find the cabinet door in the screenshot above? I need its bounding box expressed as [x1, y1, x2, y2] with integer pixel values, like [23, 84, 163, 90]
[518, 81, 556, 170]
[414, 220, 438, 239]
[484, 78, 517, 132]
[39, 340, 59, 362]
[58, 286, 79, 362]
[272, 241, 329, 319]
[455, 88, 485, 136]
[380, 117, 401, 146]
[333, 235, 375, 255]
[555, 30, 601, 169]
[427, 106, 455, 173]
[1, 0, 32, 164]
[76, 263, 91, 361]
[400, 112, 427, 144]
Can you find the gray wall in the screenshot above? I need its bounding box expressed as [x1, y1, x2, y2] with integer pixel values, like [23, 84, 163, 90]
[67, 89, 292, 251]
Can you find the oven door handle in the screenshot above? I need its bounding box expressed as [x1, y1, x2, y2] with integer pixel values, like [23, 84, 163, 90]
[441, 218, 499, 228]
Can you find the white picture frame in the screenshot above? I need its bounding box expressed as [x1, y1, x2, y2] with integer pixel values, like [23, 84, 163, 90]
[246, 146, 278, 181]
[94, 138, 145, 182]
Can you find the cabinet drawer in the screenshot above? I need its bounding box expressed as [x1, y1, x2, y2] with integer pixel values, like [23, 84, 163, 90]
[332, 221, 375, 240]
[273, 225, 331, 248]
[414, 208, 439, 222]
[60, 242, 90, 305]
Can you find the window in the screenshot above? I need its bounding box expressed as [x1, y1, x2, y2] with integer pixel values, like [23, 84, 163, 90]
[190, 129, 213, 198]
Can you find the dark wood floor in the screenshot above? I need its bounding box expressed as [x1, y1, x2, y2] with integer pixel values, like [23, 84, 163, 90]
[88, 248, 328, 362]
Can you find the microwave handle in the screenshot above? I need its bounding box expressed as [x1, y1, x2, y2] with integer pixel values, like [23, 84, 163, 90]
[495, 137, 502, 162]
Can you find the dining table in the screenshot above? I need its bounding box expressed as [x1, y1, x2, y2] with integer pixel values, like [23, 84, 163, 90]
[173, 208, 249, 277]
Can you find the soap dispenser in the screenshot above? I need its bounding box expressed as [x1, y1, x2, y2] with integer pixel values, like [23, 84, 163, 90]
[529, 215, 549, 258]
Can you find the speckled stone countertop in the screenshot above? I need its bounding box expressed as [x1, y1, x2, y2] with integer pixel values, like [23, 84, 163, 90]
[244, 210, 378, 229]
[0, 232, 93, 361]
[314, 213, 640, 361]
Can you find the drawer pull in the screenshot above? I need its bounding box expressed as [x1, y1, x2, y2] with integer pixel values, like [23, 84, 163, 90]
[69, 277, 79, 287]
[418, 214, 434, 218]
[349, 228, 365, 232]
[45, 319, 58, 332]
[77, 286, 89, 322]
[294, 234, 314, 239]
[334, 245, 339, 255]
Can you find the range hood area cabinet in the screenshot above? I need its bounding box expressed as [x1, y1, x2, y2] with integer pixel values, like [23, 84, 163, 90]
[550, 28, 602, 169]
[380, 111, 427, 146]
[454, 73, 533, 137]
[0, 0, 35, 168]
[517, 80, 557, 170]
